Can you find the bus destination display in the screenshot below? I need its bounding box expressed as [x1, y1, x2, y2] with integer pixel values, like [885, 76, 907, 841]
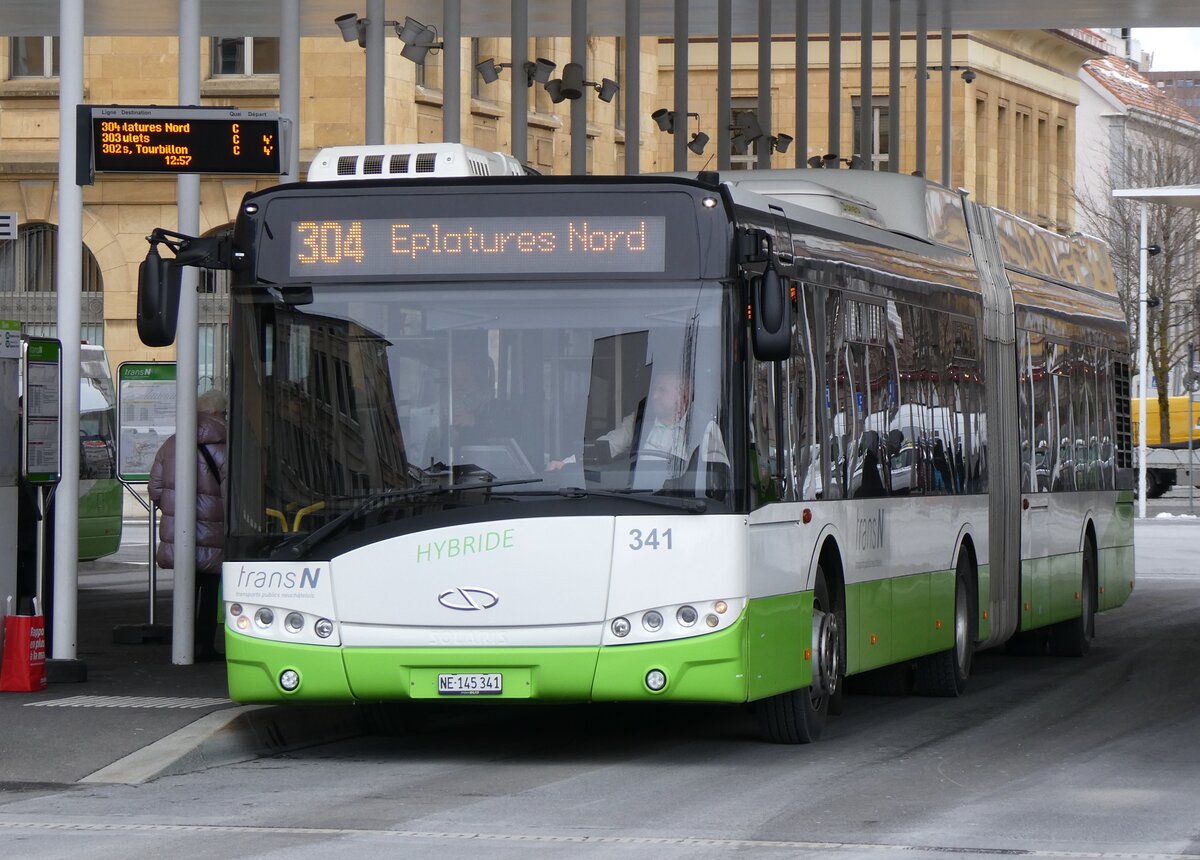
[87, 106, 282, 176]
[289, 216, 667, 276]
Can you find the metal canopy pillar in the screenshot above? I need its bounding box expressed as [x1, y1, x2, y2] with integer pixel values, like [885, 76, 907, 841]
[624, 0, 640, 174]
[365, 0, 385, 144]
[757, 0, 772, 169]
[673, 0, 687, 171]
[173, 0, 201, 666]
[942, 7, 952, 185]
[859, 0, 872, 170]
[52, 0, 84, 669]
[796, 0, 808, 167]
[571, 0, 587, 175]
[443, 0, 461, 143]
[888, 0, 901, 172]
[828, 0, 842, 163]
[718, 0, 731, 171]
[916, 0, 928, 177]
[1137, 200, 1150, 519]
[280, 0, 300, 180]
[511, 0, 528, 166]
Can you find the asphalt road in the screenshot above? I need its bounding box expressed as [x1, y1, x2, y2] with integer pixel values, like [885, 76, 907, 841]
[0, 516, 1196, 859]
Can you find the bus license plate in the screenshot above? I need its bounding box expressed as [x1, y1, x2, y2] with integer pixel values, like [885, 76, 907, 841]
[437, 673, 502, 695]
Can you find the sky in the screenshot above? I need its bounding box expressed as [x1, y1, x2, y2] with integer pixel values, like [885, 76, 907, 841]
[1133, 28, 1200, 72]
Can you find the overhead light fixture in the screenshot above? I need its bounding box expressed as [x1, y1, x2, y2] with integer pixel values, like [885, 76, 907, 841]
[544, 63, 618, 103]
[653, 110, 707, 154]
[807, 155, 823, 168]
[396, 16, 442, 65]
[334, 13, 366, 48]
[769, 133, 793, 154]
[735, 112, 764, 144]
[476, 56, 557, 87]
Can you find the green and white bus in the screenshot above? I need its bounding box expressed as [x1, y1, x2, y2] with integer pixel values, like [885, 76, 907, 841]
[138, 144, 1133, 743]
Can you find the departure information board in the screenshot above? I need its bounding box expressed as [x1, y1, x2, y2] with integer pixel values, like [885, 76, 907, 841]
[288, 216, 668, 277]
[78, 105, 283, 184]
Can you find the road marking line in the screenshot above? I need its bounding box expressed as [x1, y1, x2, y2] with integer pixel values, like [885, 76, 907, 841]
[26, 695, 229, 710]
[0, 822, 1190, 858]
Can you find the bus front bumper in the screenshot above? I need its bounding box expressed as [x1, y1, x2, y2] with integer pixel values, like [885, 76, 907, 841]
[224, 614, 750, 704]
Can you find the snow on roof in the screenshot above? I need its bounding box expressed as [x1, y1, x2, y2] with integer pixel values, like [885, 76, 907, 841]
[1084, 54, 1198, 125]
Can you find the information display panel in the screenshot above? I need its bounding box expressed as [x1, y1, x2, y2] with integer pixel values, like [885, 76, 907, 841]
[79, 105, 282, 183]
[117, 362, 177, 483]
[22, 338, 61, 485]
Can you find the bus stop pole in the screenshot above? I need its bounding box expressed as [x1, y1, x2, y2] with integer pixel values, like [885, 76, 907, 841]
[1137, 201, 1149, 520]
[51, 0, 84, 677]
[1189, 343, 1195, 515]
[172, 0, 201, 665]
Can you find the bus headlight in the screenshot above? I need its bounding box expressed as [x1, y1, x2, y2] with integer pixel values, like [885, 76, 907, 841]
[279, 669, 300, 692]
[314, 618, 334, 639]
[284, 612, 305, 634]
[676, 605, 698, 627]
[611, 617, 631, 638]
[255, 607, 275, 628]
[642, 610, 663, 632]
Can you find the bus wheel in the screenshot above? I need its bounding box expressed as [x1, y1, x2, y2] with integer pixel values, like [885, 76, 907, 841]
[915, 553, 976, 697]
[758, 570, 840, 744]
[1049, 541, 1097, 657]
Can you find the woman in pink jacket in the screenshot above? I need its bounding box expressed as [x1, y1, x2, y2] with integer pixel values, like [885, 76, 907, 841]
[148, 388, 228, 660]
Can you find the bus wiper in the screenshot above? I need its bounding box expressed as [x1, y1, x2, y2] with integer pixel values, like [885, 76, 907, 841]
[498, 486, 706, 513]
[278, 478, 543, 559]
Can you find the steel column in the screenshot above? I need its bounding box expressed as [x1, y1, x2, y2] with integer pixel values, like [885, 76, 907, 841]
[758, 0, 772, 169]
[443, 0, 461, 143]
[52, 0, 84, 663]
[624, 0, 640, 174]
[796, 0, 808, 167]
[674, 0, 688, 171]
[828, 0, 842, 162]
[916, 0, 928, 177]
[280, 0, 300, 180]
[172, 0, 201, 666]
[859, 0, 872, 170]
[571, 0, 587, 175]
[889, 0, 901, 172]
[942, 10, 952, 185]
[1138, 200, 1149, 518]
[718, 0, 732, 171]
[511, 0, 528, 166]
[365, 0, 385, 144]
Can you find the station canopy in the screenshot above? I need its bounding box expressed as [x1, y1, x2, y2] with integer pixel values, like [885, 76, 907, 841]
[1, 0, 1199, 37]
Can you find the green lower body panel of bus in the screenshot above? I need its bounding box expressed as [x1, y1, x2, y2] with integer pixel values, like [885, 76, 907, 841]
[225, 594, 817, 705]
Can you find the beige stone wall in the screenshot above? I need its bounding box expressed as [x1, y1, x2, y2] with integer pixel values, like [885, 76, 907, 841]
[0, 30, 1090, 374]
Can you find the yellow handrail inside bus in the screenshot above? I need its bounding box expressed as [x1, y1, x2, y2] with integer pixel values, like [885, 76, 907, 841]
[265, 508, 289, 532]
[292, 501, 327, 532]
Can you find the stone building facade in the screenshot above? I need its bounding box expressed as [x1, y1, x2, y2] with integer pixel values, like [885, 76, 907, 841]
[0, 29, 1098, 377]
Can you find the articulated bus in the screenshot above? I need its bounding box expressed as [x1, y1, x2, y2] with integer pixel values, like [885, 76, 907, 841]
[138, 143, 1133, 743]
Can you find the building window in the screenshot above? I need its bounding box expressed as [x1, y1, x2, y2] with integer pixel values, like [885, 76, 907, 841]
[730, 102, 761, 171]
[211, 37, 279, 77]
[852, 96, 890, 171]
[9, 36, 58, 78]
[0, 223, 104, 344]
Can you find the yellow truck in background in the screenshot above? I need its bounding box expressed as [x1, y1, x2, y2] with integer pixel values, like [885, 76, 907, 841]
[1132, 394, 1200, 497]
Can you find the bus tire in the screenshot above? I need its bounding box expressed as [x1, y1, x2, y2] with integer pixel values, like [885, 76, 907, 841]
[1049, 541, 1097, 657]
[758, 571, 839, 744]
[915, 553, 976, 697]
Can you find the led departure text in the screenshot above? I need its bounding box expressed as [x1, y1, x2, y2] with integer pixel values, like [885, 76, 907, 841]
[289, 215, 667, 276]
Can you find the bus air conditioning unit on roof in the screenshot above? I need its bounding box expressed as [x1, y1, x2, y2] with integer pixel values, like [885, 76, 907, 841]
[306, 143, 528, 181]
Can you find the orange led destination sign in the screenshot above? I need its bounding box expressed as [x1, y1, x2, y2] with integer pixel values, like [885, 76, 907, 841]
[79, 105, 283, 183]
[288, 216, 667, 276]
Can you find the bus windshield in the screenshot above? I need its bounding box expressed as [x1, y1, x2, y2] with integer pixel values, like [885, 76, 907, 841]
[228, 280, 736, 550]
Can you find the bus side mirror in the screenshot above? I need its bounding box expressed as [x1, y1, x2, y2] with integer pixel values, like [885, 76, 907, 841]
[137, 244, 182, 347]
[750, 268, 791, 361]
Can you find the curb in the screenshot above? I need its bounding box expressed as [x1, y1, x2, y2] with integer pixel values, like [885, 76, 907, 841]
[80, 703, 367, 784]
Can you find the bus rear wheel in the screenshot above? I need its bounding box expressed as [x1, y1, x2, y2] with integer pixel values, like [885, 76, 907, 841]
[915, 553, 976, 697]
[758, 570, 840, 744]
[1049, 541, 1097, 657]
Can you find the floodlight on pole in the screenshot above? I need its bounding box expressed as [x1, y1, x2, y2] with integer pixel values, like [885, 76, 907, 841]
[334, 12, 366, 47]
[477, 56, 556, 87]
[544, 63, 618, 103]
